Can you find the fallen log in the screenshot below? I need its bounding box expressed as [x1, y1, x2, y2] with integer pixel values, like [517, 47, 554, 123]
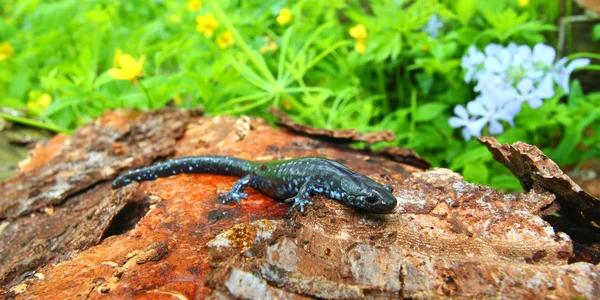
[0, 109, 597, 299]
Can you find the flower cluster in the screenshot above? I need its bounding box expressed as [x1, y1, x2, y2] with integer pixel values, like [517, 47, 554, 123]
[194, 13, 235, 49]
[196, 13, 219, 38]
[450, 43, 590, 140]
[260, 36, 278, 54]
[27, 91, 52, 115]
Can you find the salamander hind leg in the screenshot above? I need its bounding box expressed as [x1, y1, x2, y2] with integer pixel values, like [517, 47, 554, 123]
[284, 181, 323, 213]
[219, 175, 255, 205]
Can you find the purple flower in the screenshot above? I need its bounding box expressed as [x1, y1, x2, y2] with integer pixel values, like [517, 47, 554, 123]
[468, 94, 521, 134]
[532, 43, 556, 66]
[484, 44, 504, 57]
[484, 48, 513, 74]
[513, 75, 554, 108]
[461, 46, 485, 82]
[449, 105, 485, 141]
[511, 44, 532, 65]
[454, 42, 590, 139]
[449, 93, 523, 140]
[423, 14, 443, 38]
[474, 72, 514, 94]
[551, 58, 590, 93]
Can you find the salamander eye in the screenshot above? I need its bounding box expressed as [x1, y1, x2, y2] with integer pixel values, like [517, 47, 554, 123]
[365, 195, 378, 203]
[384, 185, 393, 193]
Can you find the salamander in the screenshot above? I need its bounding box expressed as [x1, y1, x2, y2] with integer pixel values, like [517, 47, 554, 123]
[112, 156, 397, 213]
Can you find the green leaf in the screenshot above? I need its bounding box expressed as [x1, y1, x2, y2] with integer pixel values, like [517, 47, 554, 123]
[11, 0, 39, 21]
[0, 19, 15, 39]
[567, 80, 585, 109]
[455, 0, 476, 25]
[409, 124, 445, 149]
[32, 0, 77, 29]
[8, 71, 30, 99]
[450, 146, 492, 169]
[415, 72, 433, 95]
[593, 24, 600, 42]
[496, 128, 527, 144]
[475, 0, 506, 14]
[414, 103, 448, 122]
[552, 129, 579, 165]
[52, 107, 76, 129]
[93, 72, 114, 89]
[553, 109, 600, 164]
[490, 174, 521, 191]
[462, 161, 489, 184]
[0, 97, 26, 109]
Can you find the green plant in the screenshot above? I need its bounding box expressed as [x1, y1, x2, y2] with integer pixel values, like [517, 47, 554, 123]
[0, 0, 597, 190]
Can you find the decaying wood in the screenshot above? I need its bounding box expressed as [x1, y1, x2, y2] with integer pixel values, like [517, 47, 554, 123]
[479, 136, 600, 229]
[479, 136, 600, 267]
[0, 110, 598, 299]
[0, 109, 190, 290]
[0, 109, 189, 219]
[205, 169, 594, 299]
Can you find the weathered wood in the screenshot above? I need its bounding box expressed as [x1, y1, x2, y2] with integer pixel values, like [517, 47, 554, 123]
[479, 136, 600, 229]
[0, 109, 190, 291]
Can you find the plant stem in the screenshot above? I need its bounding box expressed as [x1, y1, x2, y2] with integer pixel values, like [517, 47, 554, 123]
[566, 0, 572, 54]
[569, 52, 600, 61]
[581, 65, 600, 71]
[0, 112, 71, 134]
[139, 81, 154, 108]
[409, 89, 417, 144]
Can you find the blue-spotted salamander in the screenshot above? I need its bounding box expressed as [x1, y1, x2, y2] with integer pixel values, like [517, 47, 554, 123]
[112, 156, 397, 213]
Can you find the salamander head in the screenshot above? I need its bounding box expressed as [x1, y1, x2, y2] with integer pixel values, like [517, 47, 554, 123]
[342, 180, 397, 213]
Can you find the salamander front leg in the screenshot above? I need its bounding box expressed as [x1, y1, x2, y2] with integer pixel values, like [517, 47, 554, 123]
[219, 175, 255, 205]
[284, 181, 324, 213]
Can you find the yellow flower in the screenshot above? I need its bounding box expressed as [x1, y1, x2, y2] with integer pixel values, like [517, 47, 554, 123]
[518, 0, 529, 7]
[169, 13, 181, 24]
[355, 40, 366, 54]
[349, 24, 367, 40]
[27, 92, 52, 115]
[216, 30, 234, 49]
[196, 13, 219, 38]
[38, 93, 52, 108]
[188, 0, 202, 11]
[281, 98, 292, 110]
[113, 48, 123, 66]
[349, 24, 367, 54]
[420, 44, 429, 52]
[260, 36, 278, 54]
[269, 42, 278, 52]
[26, 101, 36, 112]
[260, 45, 269, 54]
[0, 41, 14, 61]
[108, 54, 145, 81]
[173, 94, 183, 105]
[276, 8, 292, 25]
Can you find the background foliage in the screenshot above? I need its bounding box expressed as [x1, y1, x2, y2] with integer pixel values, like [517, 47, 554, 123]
[0, 0, 598, 190]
